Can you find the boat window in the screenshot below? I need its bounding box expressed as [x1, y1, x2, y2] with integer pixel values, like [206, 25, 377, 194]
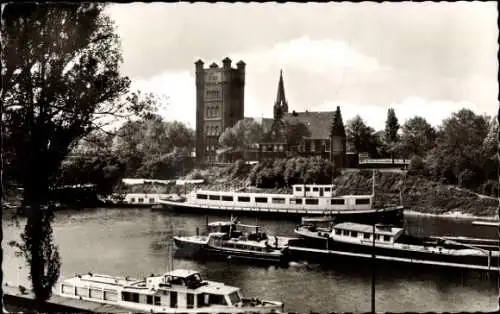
[122, 292, 140, 303]
[170, 291, 178, 308]
[312, 187, 319, 192]
[89, 288, 103, 299]
[305, 199, 319, 205]
[255, 197, 267, 203]
[228, 291, 241, 305]
[363, 233, 370, 239]
[187, 293, 195, 309]
[295, 187, 302, 192]
[238, 196, 250, 202]
[351, 231, 358, 237]
[209, 294, 227, 305]
[198, 294, 208, 307]
[130, 198, 135, 203]
[324, 187, 331, 192]
[76, 287, 89, 297]
[209, 195, 220, 200]
[221, 195, 233, 201]
[104, 290, 117, 301]
[272, 198, 286, 204]
[377, 235, 382, 241]
[342, 230, 349, 236]
[138, 198, 144, 203]
[61, 284, 74, 294]
[147, 295, 153, 305]
[290, 198, 302, 204]
[384, 235, 390, 242]
[305, 187, 310, 192]
[197, 194, 208, 200]
[335, 229, 341, 235]
[149, 198, 155, 203]
[331, 199, 345, 205]
[355, 198, 371, 205]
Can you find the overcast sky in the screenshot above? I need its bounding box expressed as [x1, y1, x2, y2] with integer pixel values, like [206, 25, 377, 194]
[105, 2, 498, 131]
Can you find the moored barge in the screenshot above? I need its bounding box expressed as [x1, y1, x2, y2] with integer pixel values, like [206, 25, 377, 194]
[289, 222, 499, 272]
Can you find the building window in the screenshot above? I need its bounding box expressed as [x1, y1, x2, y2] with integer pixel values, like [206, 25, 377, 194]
[310, 141, 315, 152]
[324, 140, 330, 152]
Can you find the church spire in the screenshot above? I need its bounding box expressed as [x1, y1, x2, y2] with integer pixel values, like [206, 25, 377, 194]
[274, 69, 288, 120]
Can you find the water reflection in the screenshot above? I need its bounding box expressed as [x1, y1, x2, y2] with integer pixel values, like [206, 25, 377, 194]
[2, 208, 498, 313]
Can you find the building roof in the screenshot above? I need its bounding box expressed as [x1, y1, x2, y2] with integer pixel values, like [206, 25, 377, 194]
[283, 110, 335, 139]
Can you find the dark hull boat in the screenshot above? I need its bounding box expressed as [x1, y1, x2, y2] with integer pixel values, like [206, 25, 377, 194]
[173, 219, 294, 266]
[290, 222, 500, 272]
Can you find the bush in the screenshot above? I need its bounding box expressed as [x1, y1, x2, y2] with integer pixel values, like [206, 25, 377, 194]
[408, 155, 426, 176]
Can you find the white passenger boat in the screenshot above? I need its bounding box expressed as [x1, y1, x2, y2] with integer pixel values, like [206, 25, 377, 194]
[57, 269, 283, 313]
[158, 184, 404, 224]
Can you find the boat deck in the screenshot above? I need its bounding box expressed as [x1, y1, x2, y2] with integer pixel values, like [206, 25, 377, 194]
[3, 284, 136, 313]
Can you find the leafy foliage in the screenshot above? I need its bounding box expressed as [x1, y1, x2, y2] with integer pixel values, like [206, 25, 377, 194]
[248, 157, 338, 188]
[1, 3, 156, 304]
[383, 108, 400, 161]
[219, 118, 264, 149]
[400, 116, 436, 157]
[345, 115, 378, 155]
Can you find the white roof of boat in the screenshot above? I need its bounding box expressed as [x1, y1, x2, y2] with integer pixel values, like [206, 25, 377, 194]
[197, 281, 239, 295]
[208, 221, 233, 226]
[334, 222, 403, 235]
[165, 269, 200, 278]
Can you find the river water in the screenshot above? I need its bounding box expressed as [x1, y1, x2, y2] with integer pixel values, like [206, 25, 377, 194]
[2, 208, 499, 313]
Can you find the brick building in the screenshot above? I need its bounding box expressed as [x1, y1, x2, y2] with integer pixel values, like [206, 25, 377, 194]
[257, 70, 348, 169]
[195, 57, 246, 164]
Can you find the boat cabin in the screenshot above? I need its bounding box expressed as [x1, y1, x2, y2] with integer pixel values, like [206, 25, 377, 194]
[292, 184, 336, 198]
[332, 223, 405, 244]
[60, 269, 245, 310]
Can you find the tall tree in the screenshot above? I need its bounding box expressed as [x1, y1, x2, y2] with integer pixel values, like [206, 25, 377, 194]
[400, 116, 437, 158]
[428, 108, 490, 185]
[345, 115, 378, 155]
[384, 108, 400, 163]
[1, 3, 156, 306]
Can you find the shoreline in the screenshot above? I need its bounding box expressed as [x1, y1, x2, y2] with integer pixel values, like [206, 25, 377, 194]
[404, 209, 498, 221]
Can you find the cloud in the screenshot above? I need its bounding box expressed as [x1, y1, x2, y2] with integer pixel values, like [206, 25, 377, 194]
[230, 36, 387, 75]
[130, 71, 196, 129]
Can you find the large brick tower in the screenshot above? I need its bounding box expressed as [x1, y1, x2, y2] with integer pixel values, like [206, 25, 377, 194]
[195, 57, 246, 164]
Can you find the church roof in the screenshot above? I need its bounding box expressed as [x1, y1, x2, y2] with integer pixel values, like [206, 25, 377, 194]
[275, 70, 287, 106]
[283, 111, 335, 139]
